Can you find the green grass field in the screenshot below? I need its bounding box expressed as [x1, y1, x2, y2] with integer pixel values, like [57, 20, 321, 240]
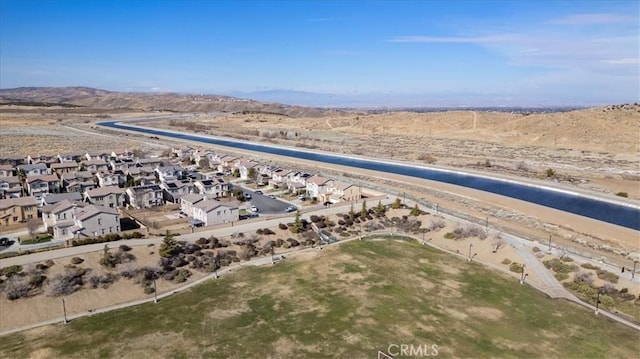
[1, 238, 638, 358]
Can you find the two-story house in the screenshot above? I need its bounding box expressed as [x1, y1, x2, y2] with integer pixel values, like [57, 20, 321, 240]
[191, 198, 239, 227]
[26, 174, 61, 199]
[27, 153, 57, 165]
[179, 193, 206, 218]
[58, 152, 84, 163]
[85, 186, 127, 208]
[161, 179, 193, 203]
[270, 168, 291, 189]
[62, 171, 96, 194]
[111, 149, 134, 160]
[0, 196, 38, 228]
[155, 165, 184, 183]
[306, 175, 332, 199]
[0, 156, 25, 166]
[324, 181, 362, 203]
[85, 151, 112, 162]
[235, 159, 258, 180]
[126, 184, 164, 209]
[194, 177, 228, 198]
[96, 170, 126, 188]
[82, 159, 109, 174]
[50, 162, 79, 176]
[287, 172, 312, 194]
[126, 166, 156, 186]
[0, 165, 14, 177]
[137, 158, 164, 168]
[17, 163, 50, 177]
[0, 176, 23, 199]
[41, 192, 83, 206]
[43, 200, 120, 240]
[109, 159, 137, 172]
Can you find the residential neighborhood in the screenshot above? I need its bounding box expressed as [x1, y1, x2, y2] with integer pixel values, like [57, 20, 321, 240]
[0, 147, 363, 241]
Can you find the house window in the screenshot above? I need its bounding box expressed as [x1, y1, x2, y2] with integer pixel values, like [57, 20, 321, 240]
[102, 228, 105, 234]
[109, 227, 112, 233]
[62, 229, 67, 235]
[98, 219, 102, 225]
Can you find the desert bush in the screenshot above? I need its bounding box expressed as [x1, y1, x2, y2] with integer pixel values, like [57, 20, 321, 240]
[262, 228, 275, 235]
[278, 223, 288, 230]
[543, 258, 578, 274]
[0, 265, 23, 277]
[509, 262, 524, 273]
[3, 276, 30, 300]
[580, 263, 600, 270]
[48, 267, 89, 296]
[88, 273, 119, 289]
[575, 271, 594, 285]
[615, 192, 628, 198]
[120, 266, 138, 279]
[501, 258, 512, 265]
[532, 247, 540, 253]
[310, 215, 320, 223]
[143, 284, 155, 295]
[316, 221, 327, 229]
[171, 256, 189, 268]
[70, 257, 84, 265]
[119, 244, 132, 252]
[545, 168, 556, 177]
[256, 228, 264, 235]
[174, 268, 191, 283]
[196, 237, 209, 246]
[428, 219, 446, 231]
[554, 272, 569, 281]
[287, 238, 300, 247]
[29, 274, 47, 289]
[601, 283, 618, 295]
[561, 256, 574, 262]
[515, 161, 529, 171]
[45, 260, 55, 267]
[36, 263, 50, 271]
[596, 269, 619, 284]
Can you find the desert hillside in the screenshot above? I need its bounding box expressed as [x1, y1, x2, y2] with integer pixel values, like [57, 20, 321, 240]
[0, 87, 342, 118]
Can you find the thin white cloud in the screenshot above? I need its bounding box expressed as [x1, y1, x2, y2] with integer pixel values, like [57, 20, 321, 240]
[388, 34, 518, 44]
[549, 13, 637, 25]
[602, 58, 640, 65]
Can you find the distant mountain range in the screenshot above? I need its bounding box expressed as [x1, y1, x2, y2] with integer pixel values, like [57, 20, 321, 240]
[0, 87, 343, 117]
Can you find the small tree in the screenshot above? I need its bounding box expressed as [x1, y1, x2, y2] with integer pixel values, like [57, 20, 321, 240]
[198, 158, 210, 169]
[348, 203, 356, 219]
[410, 204, 421, 216]
[360, 200, 368, 218]
[100, 244, 118, 268]
[545, 168, 556, 178]
[159, 230, 178, 258]
[26, 219, 39, 238]
[232, 168, 240, 178]
[375, 201, 386, 215]
[247, 167, 257, 180]
[491, 234, 506, 253]
[290, 211, 304, 234]
[391, 198, 402, 209]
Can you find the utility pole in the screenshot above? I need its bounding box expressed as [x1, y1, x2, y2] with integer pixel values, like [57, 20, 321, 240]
[359, 222, 363, 240]
[633, 261, 638, 280]
[62, 298, 68, 324]
[485, 217, 489, 233]
[548, 235, 552, 253]
[468, 243, 475, 262]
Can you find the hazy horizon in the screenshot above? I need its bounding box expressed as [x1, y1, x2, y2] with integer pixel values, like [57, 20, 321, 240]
[1, 1, 638, 107]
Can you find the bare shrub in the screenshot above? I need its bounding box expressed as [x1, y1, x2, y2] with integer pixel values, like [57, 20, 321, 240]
[491, 234, 506, 253]
[3, 276, 31, 300]
[70, 257, 84, 265]
[48, 268, 89, 296]
[575, 271, 594, 285]
[88, 272, 119, 289]
[428, 219, 446, 231]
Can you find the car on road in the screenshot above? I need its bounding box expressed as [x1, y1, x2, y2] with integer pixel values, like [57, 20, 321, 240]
[254, 190, 264, 195]
[268, 194, 276, 199]
[250, 205, 259, 212]
[285, 205, 297, 212]
[0, 237, 9, 246]
[244, 193, 252, 199]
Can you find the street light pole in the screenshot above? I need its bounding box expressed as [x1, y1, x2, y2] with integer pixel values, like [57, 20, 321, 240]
[595, 288, 602, 315]
[548, 235, 552, 253]
[153, 279, 158, 303]
[62, 298, 68, 324]
[520, 264, 527, 284]
[468, 243, 473, 262]
[633, 261, 637, 280]
[360, 222, 363, 240]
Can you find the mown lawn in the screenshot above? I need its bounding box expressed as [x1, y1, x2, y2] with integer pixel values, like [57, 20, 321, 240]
[1, 239, 638, 358]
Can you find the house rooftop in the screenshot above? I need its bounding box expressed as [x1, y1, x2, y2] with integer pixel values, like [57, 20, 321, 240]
[180, 193, 206, 204]
[0, 196, 38, 210]
[75, 204, 118, 221]
[42, 192, 83, 204]
[27, 174, 59, 183]
[86, 186, 125, 197]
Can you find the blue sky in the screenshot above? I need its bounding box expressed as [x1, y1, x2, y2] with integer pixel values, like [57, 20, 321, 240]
[1, 1, 638, 107]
